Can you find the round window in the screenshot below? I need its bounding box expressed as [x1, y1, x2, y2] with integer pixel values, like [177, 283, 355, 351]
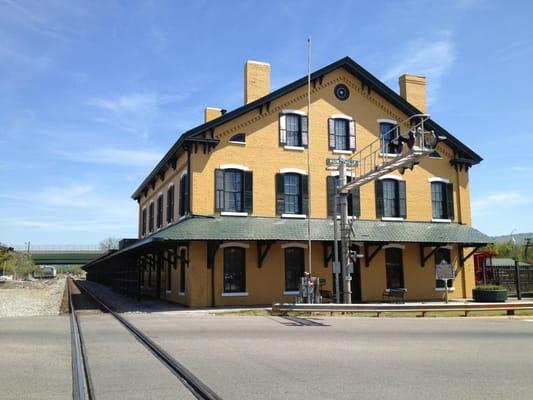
[334, 84, 350, 101]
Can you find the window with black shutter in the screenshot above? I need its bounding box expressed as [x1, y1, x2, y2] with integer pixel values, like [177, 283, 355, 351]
[214, 169, 252, 213]
[379, 122, 400, 154]
[435, 248, 453, 288]
[179, 174, 188, 217]
[148, 202, 154, 232]
[141, 208, 147, 236]
[223, 247, 246, 293]
[276, 173, 308, 215]
[326, 176, 360, 217]
[156, 194, 163, 229]
[375, 179, 406, 218]
[284, 247, 305, 291]
[328, 117, 355, 151]
[279, 113, 308, 148]
[431, 182, 454, 220]
[166, 185, 174, 224]
[229, 133, 246, 143]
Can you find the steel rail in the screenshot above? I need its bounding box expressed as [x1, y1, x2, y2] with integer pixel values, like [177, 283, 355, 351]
[68, 279, 86, 400]
[68, 278, 96, 400]
[74, 280, 223, 400]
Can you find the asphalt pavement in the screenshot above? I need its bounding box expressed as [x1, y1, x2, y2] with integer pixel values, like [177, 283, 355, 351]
[77, 313, 195, 400]
[127, 315, 533, 400]
[0, 316, 71, 400]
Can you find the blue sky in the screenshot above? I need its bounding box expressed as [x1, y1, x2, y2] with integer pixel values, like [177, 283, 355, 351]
[1, 0, 532, 245]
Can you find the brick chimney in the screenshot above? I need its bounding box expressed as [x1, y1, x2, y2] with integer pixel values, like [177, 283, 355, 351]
[244, 60, 270, 104]
[399, 74, 427, 113]
[204, 107, 224, 122]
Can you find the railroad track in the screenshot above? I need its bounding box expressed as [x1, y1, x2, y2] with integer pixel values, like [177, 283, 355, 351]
[67, 278, 222, 400]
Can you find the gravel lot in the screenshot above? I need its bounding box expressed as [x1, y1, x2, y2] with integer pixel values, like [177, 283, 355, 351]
[0, 277, 66, 318]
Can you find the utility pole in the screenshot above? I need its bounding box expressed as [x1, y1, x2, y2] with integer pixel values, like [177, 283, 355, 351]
[338, 156, 352, 304]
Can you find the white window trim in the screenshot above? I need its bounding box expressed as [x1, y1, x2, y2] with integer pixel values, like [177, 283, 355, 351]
[281, 243, 308, 249]
[432, 218, 452, 223]
[228, 140, 246, 146]
[329, 171, 355, 178]
[381, 217, 404, 222]
[330, 113, 353, 121]
[280, 168, 307, 175]
[435, 287, 455, 292]
[220, 163, 250, 171]
[284, 145, 305, 151]
[220, 242, 249, 249]
[428, 152, 443, 159]
[378, 174, 404, 181]
[220, 211, 249, 217]
[377, 118, 397, 125]
[383, 244, 406, 250]
[180, 170, 188, 178]
[165, 290, 172, 294]
[281, 109, 307, 116]
[283, 291, 299, 295]
[178, 291, 186, 296]
[428, 177, 450, 184]
[167, 182, 175, 189]
[221, 292, 249, 297]
[333, 149, 353, 155]
[281, 213, 307, 219]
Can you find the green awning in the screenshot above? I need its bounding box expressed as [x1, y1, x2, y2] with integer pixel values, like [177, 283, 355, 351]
[140, 216, 490, 244]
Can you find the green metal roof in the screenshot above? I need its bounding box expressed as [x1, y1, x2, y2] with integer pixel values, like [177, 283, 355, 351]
[140, 216, 490, 244]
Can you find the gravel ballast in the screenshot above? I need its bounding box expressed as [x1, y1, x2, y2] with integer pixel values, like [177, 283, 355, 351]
[0, 277, 66, 318]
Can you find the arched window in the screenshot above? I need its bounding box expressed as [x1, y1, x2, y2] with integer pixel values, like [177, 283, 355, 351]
[179, 173, 188, 217]
[229, 133, 246, 144]
[431, 181, 454, 220]
[385, 248, 404, 289]
[328, 116, 355, 151]
[156, 194, 163, 229]
[148, 202, 154, 232]
[284, 246, 305, 292]
[141, 208, 147, 236]
[223, 247, 246, 293]
[379, 121, 400, 154]
[279, 112, 308, 148]
[275, 172, 308, 216]
[215, 168, 253, 213]
[375, 178, 406, 219]
[166, 185, 174, 224]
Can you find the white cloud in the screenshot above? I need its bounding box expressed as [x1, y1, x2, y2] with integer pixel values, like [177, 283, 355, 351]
[89, 93, 159, 114]
[472, 191, 531, 217]
[37, 184, 93, 207]
[381, 31, 455, 105]
[55, 147, 163, 167]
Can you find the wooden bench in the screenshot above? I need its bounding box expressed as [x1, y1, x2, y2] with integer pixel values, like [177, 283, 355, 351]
[382, 288, 407, 303]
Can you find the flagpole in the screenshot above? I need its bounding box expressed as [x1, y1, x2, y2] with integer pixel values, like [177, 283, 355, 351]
[306, 37, 312, 277]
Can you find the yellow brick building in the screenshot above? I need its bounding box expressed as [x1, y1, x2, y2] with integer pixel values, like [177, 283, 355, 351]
[84, 57, 489, 307]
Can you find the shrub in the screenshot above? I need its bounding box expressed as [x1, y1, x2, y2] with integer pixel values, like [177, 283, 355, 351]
[474, 284, 506, 291]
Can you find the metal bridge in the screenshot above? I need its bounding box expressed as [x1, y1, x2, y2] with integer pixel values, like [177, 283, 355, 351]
[8, 245, 106, 265]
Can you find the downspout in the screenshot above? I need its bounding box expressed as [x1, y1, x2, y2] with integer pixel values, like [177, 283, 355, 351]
[211, 256, 215, 308]
[187, 146, 192, 215]
[454, 157, 467, 298]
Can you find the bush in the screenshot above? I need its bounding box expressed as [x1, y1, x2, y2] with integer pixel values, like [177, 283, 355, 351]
[474, 284, 506, 291]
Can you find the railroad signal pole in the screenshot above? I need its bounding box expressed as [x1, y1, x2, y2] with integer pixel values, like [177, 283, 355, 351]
[330, 114, 440, 304]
